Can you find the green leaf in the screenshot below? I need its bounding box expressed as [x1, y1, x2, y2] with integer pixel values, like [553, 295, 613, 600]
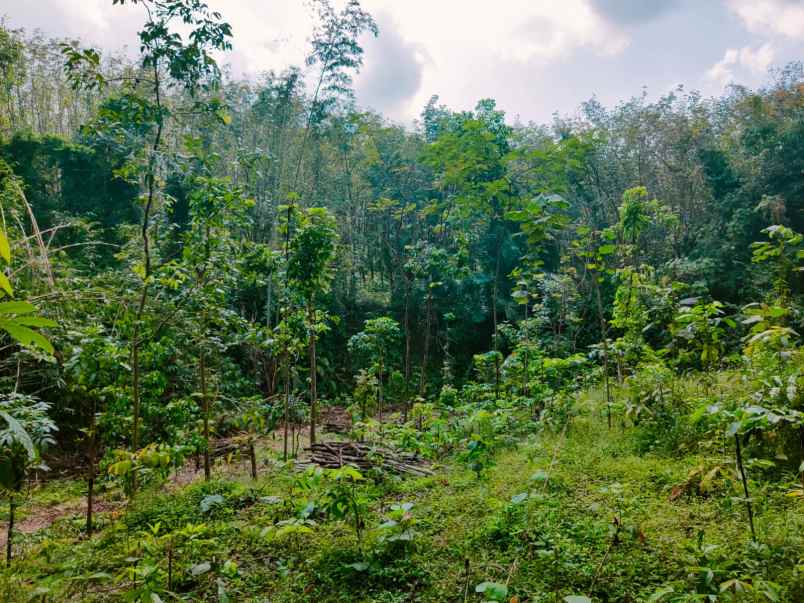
[12, 316, 57, 328]
[0, 321, 54, 354]
[0, 272, 13, 297]
[0, 230, 10, 263]
[190, 561, 211, 576]
[598, 244, 616, 255]
[726, 421, 741, 437]
[0, 301, 34, 315]
[346, 562, 369, 572]
[475, 582, 508, 601]
[200, 494, 225, 513]
[564, 597, 592, 603]
[647, 587, 675, 603]
[0, 410, 35, 460]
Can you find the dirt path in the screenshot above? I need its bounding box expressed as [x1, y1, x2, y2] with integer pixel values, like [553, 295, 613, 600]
[0, 425, 323, 550]
[0, 498, 124, 550]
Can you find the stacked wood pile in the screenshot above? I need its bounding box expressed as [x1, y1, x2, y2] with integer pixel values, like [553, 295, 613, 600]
[212, 438, 241, 459]
[321, 406, 352, 434]
[306, 442, 432, 477]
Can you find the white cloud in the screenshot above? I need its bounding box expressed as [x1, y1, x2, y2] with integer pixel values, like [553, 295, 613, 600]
[12, 0, 738, 124]
[706, 42, 775, 85]
[355, 0, 629, 121]
[727, 0, 804, 40]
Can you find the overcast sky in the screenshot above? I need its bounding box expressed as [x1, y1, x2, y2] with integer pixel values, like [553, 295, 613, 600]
[2, 0, 803, 124]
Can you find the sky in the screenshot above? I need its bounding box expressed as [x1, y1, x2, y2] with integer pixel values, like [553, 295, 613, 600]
[1, 0, 803, 125]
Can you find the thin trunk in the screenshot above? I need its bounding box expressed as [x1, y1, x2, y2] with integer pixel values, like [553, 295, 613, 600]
[132, 341, 142, 493]
[594, 277, 613, 429]
[200, 350, 211, 481]
[403, 281, 411, 421]
[167, 542, 173, 591]
[308, 301, 318, 445]
[130, 62, 163, 494]
[249, 441, 257, 480]
[266, 270, 273, 330]
[735, 434, 757, 541]
[523, 302, 529, 398]
[86, 398, 97, 535]
[283, 353, 290, 461]
[492, 229, 502, 400]
[419, 289, 433, 398]
[378, 354, 384, 429]
[6, 498, 14, 567]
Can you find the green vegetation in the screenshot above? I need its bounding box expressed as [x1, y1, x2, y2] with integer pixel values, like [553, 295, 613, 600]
[0, 1, 802, 600]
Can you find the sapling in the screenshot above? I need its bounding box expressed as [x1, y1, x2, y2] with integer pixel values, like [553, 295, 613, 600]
[286, 207, 339, 445]
[0, 394, 56, 566]
[348, 317, 401, 428]
[732, 429, 757, 542]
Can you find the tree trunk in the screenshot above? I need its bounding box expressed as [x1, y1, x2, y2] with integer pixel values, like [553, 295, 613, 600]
[378, 354, 384, 429]
[6, 498, 14, 567]
[403, 283, 411, 421]
[283, 352, 290, 461]
[308, 301, 318, 446]
[200, 350, 211, 481]
[131, 342, 141, 492]
[249, 441, 257, 480]
[492, 227, 502, 400]
[735, 434, 757, 541]
[86, 399, 97, 536]
[594, 277, 613, 429]
[419, 289, 433, 398]
[523, 302, 529, 398]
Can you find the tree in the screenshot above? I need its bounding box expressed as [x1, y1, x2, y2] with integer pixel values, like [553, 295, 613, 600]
[0, 394, 56, 565]
[63, 326, 128, 535]
[293, 0, 377, 188]
[180, 176, 251, 480]
[63, 0, 233, 491]
[423, 100, 513, 377]
[571, 225, 617, 427]
[348, 317, 401, 423]
[287, 206, 339, 444]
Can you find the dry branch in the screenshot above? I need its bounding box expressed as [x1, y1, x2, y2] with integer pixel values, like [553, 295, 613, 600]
[305, 441, 432, 477]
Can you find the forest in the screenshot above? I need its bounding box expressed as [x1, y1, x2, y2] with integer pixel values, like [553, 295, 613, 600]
[0, 0, 802, 601]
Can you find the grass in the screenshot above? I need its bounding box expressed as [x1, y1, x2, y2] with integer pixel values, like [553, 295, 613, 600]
[1, 386, 803, 601]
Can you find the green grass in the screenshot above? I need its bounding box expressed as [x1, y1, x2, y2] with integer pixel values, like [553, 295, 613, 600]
[1, 387, 803, 601]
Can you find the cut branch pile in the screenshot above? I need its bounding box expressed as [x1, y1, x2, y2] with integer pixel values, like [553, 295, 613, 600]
[321, 406, 352, 434]
[306, 442, 432, 477]
[211, 438, 243, 459]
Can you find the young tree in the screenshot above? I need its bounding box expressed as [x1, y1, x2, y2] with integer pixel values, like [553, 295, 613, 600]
[571, 225, 616, 427]
[0, 394, 56, 566]
[422, 101, 512, 380]
[348, 317, 401, 424]
[63, 0, 233, 489]
[63, 326, 128, 535]
[181, 176, 251, 480]
[287, 207, 339, 445]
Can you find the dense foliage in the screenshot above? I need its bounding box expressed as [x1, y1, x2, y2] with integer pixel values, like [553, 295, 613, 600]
[0, 1, 802, 601]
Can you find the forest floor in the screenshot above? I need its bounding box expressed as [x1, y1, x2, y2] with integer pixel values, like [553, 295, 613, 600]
[1, 389, 802, 601]
[0, 426, 315, 549]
